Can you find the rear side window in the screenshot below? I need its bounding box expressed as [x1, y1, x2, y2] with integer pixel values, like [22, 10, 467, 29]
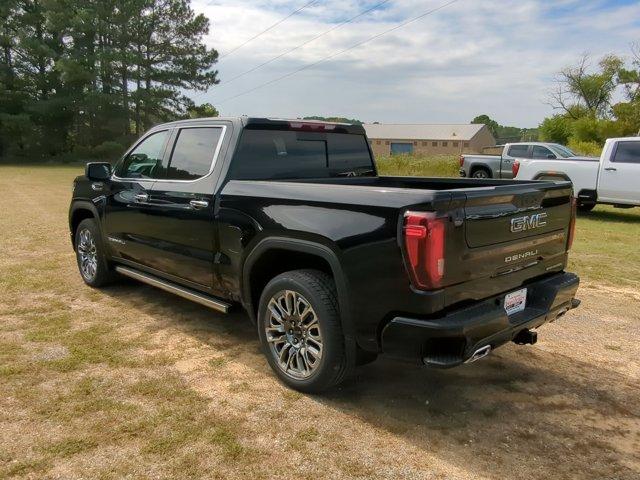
[532, 146, 555, 159]
[116, 130, 169, 179]
[166, 127, 223, 180]
[507, 145, 530, 158]
[229, 130, 374, 180]
[612, 141, 640, 164]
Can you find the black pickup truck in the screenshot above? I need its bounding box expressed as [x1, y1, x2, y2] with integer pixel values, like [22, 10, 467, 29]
[69, 117, 580, 392]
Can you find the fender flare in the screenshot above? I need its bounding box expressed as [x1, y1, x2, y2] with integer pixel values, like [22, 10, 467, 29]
[68, 200, 105, 247]
[242, 237, 354, 340]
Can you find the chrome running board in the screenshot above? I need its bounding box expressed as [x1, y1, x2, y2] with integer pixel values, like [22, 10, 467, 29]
[114, 266, 231, 313]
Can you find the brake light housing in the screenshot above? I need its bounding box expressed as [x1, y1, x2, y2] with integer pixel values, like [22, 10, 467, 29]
[459, 155, 465, 167]
[402, 212, 446, 290]
[512, 160, 520, 177]
[567, 196, 577, 250]
[287, 121, 336, 132]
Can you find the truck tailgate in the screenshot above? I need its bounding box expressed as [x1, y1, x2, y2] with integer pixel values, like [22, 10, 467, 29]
[464, 184, 571, 248]
[441, 181, 574, 296]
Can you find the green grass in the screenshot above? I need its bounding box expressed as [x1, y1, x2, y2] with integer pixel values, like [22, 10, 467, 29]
[375, 154, 459, 177]
[568, 206, 640, 288]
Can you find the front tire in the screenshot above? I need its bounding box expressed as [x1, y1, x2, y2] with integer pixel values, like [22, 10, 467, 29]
[257, 269, 352, 393]
[75, 218, 116, 287]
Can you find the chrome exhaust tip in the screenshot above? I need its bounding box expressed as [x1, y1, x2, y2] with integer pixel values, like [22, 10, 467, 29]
[464, 345, 491, 364]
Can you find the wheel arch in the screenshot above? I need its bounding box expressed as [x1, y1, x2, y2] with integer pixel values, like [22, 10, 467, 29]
[69, 201, 102, 248]
[532, 171, 572, 182]
[242, 237, 354, 340]
[469, 163, 492, 177]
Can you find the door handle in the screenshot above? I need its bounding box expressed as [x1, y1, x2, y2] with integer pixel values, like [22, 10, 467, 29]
[189, 199, 209, 209]
[604, 167, 617, 171]
[134, 193, 149, 202]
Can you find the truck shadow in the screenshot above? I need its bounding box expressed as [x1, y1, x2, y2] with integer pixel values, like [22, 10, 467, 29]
[102, 282, 640, 480]
[580, 208, 640, 224]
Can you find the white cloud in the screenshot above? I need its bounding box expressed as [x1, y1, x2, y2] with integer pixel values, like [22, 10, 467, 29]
[191, 0, 640, 127]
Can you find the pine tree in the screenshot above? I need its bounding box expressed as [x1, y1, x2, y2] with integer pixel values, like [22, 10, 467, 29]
[0, 0, 219, 160]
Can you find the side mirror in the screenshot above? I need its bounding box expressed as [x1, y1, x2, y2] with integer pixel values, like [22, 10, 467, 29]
[85, 162, 112, 181]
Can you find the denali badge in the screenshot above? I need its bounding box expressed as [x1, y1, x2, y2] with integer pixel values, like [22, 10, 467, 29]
[505, 250, 538, 263]
[510, 212, 547, 233]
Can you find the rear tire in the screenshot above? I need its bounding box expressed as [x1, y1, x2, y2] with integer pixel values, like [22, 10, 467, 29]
[75, 218, 117, 288]
[472, 167, 491, 179]
[257, 269, 352, 393]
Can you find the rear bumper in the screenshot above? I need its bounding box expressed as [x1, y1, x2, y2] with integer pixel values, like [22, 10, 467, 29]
[381, 272, 580, 367]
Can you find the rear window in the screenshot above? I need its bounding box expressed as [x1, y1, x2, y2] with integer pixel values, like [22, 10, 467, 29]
[507, 145, 530, 158]
[612, 141, 640, 164]
[531, 145, 555, 159]
[229, 130, 374, 180]
[166, 127, 223, 180]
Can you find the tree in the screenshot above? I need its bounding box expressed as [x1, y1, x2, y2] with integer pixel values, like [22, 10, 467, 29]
[471, 114, 499, 138]
[539, 115, 572, 144]
[547, 53, 623, 119]
[0, 0, 219, 161]
[187, 102, 219, 118]
[613, 42, 640, 135]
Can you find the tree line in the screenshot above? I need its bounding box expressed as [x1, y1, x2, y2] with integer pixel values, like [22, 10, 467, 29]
[540, 46, 640, 155]
[471, 47, 639, 156]
[470, 114, 538, 144]
[0, 0, 219, 161]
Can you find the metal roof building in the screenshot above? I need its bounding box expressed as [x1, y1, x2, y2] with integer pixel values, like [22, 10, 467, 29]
[363, 123, 496, 156]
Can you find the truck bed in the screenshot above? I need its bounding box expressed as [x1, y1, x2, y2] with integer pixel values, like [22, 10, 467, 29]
[221, 174, 573, 304]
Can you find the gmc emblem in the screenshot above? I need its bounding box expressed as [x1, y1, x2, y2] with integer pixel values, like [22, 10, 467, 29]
[510, 212, 548, 233]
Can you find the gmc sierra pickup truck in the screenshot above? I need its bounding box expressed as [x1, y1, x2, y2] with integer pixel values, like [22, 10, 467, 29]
[459, 142, 596, 179]
[513, 137, 640, 212]
[69, 117, 580, 392]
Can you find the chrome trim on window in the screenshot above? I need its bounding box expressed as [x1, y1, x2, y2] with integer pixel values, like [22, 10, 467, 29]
[157, 124, 228, 184]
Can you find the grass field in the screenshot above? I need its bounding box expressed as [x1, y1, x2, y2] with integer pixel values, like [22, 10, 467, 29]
[376, 154, 460, 177]
[1, 164, 639, 479]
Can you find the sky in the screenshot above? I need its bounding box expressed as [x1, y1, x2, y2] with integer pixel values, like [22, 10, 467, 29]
[190, 0, 640, 127]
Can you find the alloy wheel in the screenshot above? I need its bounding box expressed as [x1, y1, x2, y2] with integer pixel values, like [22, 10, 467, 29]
[77, 228, 98, 280]
[265, 290, 323, 379]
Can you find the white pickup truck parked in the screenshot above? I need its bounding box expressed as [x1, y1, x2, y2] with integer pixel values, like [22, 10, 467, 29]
[513, 137, 640, 212]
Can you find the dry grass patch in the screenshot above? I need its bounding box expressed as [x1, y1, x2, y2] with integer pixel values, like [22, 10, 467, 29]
[1, 164, 639, 480]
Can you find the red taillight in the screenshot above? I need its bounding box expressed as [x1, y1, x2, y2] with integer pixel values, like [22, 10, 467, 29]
[287, 121, 336, 132]
[403, 212, 446, 290]
[567, 197, 577, 250]
[512, 160, 520, 177]
[459, 155, 465, 167]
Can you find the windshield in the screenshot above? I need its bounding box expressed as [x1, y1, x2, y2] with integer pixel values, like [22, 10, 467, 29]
[550, 144, 577, 158]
